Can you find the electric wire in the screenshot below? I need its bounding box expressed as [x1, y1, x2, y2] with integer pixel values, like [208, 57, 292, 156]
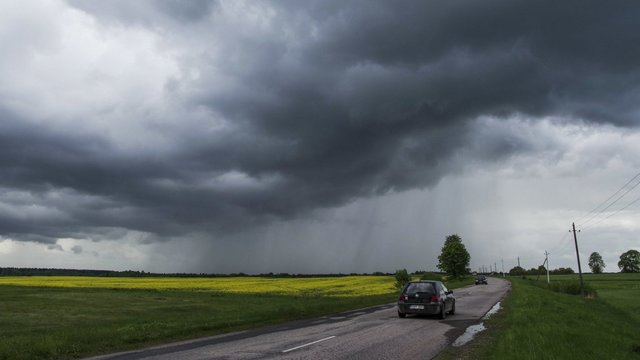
[577, 172, 640, 228]
[547, 231, 571, 259]
[525, 172, 639, 273]
[582, 194, 640, 231]
[574, 170, 640, 225]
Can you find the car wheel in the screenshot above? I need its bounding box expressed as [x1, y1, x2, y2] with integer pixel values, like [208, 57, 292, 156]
[449, 300, 456, 315]
[439, 303, 446, 319]
[398, 311, 406, 318]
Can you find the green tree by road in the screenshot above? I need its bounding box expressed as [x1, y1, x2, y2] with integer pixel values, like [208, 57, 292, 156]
[618, 249, 640, 273]
[588, 252, 605, 274]
[437, 234, 470, 278]
[508, 266, 525, 276]
[394, 269, 411, 290]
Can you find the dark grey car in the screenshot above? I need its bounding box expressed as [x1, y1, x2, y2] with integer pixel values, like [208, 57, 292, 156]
[397, 280, 455, 319]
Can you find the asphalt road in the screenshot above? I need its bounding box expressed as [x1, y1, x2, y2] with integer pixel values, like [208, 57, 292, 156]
[87, 278, 510, 360]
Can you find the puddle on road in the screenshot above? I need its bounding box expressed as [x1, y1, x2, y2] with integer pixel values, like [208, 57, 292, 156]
[452, 302, 502, 347]
[483, 301, 502, 319]
[453, 323, 486, 347]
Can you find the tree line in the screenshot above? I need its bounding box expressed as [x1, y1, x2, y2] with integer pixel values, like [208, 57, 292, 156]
[508, 249, 640, 276]
[508, 266, 575, 276]
[0, 267, 396, 278]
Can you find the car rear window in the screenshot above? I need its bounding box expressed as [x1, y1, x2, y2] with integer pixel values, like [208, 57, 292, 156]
[405, 282, 435, 294]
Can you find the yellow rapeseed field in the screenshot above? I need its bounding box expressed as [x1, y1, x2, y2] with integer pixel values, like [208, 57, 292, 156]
[0, 275, 397, 297]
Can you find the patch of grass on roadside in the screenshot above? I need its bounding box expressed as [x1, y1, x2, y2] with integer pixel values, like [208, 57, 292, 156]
[438, 273, 640, 360]
[553, 273, 640, 324]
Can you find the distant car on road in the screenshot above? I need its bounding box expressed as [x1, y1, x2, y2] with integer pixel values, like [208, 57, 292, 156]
[475, 275, 488, 285]
[397, 280, 455, 319]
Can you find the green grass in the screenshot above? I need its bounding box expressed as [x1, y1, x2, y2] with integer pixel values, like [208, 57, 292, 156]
[438, 273, 640, 360]
[547, 273, 640, 324]
[0, 275, 473, 360]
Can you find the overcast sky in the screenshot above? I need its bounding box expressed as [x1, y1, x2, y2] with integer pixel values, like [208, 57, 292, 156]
[1, 0, 639, 274]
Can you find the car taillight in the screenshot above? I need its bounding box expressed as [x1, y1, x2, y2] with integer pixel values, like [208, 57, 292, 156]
[430, 294, 439, 303]
[398, 294, 408, 302]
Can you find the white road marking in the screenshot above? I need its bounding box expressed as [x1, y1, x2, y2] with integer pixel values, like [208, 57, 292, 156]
[282, 336, 337, 353]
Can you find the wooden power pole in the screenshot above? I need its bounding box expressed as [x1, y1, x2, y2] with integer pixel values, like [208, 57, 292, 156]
[571, 222, 585, 296]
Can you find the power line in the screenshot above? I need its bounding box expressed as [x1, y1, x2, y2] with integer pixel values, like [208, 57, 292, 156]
[538, 172, 640, 274]
[574, 170, 640, 226]
[547, 231, 571, 258]
[582, 194, 640, 231]
[578, 172, 640, 228]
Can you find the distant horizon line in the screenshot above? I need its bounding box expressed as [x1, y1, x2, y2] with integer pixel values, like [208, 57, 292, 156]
[0, 267, 445, 278]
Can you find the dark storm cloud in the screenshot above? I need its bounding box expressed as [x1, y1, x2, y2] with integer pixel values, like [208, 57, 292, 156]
[67, 0, 218, 25]
[2, 0, 640, 244]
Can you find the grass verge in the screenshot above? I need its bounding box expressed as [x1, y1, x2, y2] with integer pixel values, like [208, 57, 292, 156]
[437, 273, 640, 360]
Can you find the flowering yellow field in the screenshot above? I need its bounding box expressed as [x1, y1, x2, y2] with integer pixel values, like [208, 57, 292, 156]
[0, 275, 397, 297]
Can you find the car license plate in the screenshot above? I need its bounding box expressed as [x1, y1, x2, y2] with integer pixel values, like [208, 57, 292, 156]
[409, 305, 424, 310]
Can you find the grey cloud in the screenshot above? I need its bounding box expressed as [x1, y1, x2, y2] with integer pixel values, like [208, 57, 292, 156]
[67, 0, 218, 25]
[47, 244, 64, 251]
[155, 0, 218, 22]
[71, 245, 83, 254]
[2, 1, 640, 247]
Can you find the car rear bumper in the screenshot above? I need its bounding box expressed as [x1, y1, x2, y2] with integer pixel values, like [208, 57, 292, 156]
[397, 303, 441, 315]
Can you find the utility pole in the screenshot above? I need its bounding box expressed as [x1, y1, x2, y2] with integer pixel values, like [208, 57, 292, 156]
[544, 251, 550, 284]
[494, 262, 497, 275]
[572, 222, 585, 296]
[517, 256, 520, 268]
[501, 259, 505, 277]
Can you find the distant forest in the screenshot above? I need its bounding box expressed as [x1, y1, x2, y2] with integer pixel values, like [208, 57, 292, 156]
[0, 267, 394, 278]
